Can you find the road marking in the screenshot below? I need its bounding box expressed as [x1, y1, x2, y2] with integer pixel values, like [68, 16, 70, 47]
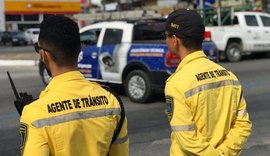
[152, 138, 171, 145]
[0, 60, 38, 66]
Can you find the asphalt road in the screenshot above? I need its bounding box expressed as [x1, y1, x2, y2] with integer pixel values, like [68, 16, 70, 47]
[0, 56, 270, 156]
[0, 45, 35, 54]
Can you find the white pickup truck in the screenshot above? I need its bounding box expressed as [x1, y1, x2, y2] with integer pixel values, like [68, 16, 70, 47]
[205, 11, 270, 62]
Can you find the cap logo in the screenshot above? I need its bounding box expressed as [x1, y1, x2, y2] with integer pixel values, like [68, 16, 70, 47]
[170, 23, 179, 29]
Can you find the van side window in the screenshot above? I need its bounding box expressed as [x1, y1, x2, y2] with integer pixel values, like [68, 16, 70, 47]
[245, 15, 258, 26]
[260, 16, 270, 27]
[80, 29, 101, 46]
[102, 29, 123, 45]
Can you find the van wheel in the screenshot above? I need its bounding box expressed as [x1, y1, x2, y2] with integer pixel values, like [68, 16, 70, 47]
[124, 70, 153, 103]
[226, 42, 242, 62]
[40, 64, 51, 85]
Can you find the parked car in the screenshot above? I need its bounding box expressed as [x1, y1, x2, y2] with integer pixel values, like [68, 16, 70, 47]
[0, 31, 12, 45]
[25, 28, 40, 44]
[10, 31, 28, 46]
[39, 19, 219, 103]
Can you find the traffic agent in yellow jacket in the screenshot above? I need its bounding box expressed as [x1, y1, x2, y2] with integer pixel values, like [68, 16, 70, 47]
[20, 71, 129, 156]
[165, 51, 252, 156]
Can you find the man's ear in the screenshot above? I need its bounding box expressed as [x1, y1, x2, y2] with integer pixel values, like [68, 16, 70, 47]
[172, 35, 179, 47]
[41, 50, 49, 63]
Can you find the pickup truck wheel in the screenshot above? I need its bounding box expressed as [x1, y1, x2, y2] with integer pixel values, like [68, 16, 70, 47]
[40, 64, 51, 85]
[226, 43, 242, 62]
[124, 70, 152, 103]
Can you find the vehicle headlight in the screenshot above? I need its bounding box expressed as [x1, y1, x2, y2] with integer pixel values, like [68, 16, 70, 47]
[12, 38, 18, 41]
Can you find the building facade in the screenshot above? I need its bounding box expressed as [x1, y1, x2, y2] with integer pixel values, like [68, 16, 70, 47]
[0, 0, 81, 31]
[0, 0, 267, 31]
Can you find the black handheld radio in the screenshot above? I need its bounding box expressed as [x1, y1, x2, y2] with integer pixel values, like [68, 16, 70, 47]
[7, 71, 34, 116]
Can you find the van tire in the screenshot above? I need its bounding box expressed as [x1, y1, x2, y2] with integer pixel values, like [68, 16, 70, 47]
[124, 70, 153, 103]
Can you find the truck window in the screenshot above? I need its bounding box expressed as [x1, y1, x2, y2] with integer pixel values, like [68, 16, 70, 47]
[245, 15, 258, 26]
[80, 28, 101, 46]
[233, 16, 239, 24]
[102, 29, 123, 45]
[260, 16, 270, 27]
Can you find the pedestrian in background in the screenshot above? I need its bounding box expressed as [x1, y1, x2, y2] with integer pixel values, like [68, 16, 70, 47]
[160, 9, 252, 155]
[20, 15, 128, 156]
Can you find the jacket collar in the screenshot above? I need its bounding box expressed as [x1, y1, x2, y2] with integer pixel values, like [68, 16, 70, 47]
[175, 50, 207, 72]
[40, 71, 84, 97]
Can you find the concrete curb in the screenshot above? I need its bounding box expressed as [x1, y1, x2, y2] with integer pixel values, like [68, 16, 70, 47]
[0, 59, 39, 66]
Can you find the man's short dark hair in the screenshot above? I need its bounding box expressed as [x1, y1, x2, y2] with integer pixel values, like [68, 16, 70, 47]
[180, 36, 202, 51]
[39, 15, 81, 66]
[168, 30, 202, 51]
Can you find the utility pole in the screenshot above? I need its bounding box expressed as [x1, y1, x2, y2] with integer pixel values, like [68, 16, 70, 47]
[102, 0, 106, 11]
[218, 0, 222, 8]
[0, 0, 5, 31]
[217, 0, 221, 26]
[199, 0, 204, 12]
[199, 0, 204, 19]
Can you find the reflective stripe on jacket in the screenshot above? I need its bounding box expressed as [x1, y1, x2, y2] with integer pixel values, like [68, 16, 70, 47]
[20, 71, 129, 156]
[165, 51, 252, 156]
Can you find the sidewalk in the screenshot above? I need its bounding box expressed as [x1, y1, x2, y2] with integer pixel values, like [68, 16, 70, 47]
[0, 53, 39, 66]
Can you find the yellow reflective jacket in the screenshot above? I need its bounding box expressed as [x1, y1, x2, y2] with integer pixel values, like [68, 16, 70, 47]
[20, 71, 129, 156]
[165, 51, 252, 156]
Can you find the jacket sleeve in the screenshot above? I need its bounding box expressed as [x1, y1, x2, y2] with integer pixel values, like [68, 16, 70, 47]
[108, 117, 129, 156]
[217, 92, 252, 156]
[165, 82, 220, 156]
[20, 106, 50, 156]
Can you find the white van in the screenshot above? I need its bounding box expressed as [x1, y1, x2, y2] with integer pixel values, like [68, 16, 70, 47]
[25, 28, 40, 44]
